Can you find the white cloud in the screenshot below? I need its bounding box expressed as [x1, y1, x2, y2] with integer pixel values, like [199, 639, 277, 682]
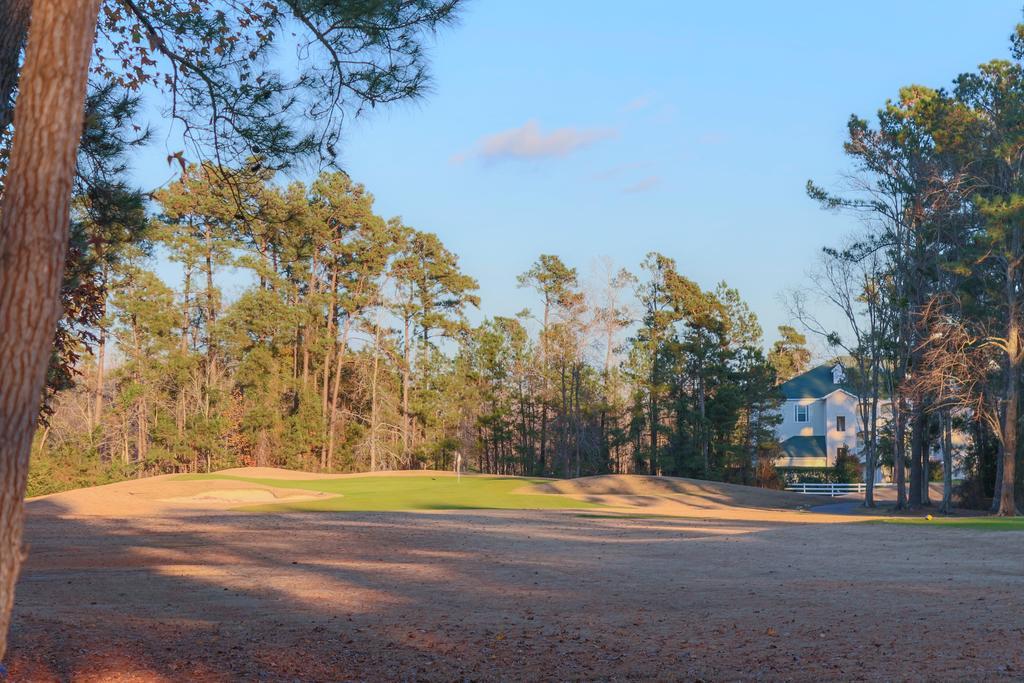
[453, 120, 617, 164]
[623, 176, 661, 193]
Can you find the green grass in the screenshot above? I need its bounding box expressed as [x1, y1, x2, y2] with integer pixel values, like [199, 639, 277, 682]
[871, 516, 1024, 531]
[174, 473, 602, 513]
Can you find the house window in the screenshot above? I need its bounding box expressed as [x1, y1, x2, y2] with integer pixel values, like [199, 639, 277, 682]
[795, 404, 809, 423]
[836, 416, 846, 432]
[837, 446, 850, 460]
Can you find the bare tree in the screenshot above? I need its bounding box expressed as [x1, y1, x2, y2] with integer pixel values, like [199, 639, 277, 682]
[910, 296, 1006, 513]
[787, 246, 890, 507]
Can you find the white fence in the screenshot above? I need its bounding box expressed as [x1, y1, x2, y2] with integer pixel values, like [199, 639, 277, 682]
[785, 482, 894, 497]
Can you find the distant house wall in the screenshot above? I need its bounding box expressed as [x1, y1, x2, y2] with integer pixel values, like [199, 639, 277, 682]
[824, 391, 859, 467]
[776, 398, 824, 442]
[778, 454, 828, 468]
[772, 362, 973, 481]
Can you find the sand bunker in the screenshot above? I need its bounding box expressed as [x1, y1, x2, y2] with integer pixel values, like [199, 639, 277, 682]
[521, 474, 817, 519]
[161, 488, 330, 504]
[525, 474, 809, 507]
[27, 473, 333, 516]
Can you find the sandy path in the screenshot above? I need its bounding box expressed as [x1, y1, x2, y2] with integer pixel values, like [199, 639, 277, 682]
[9, 500, 1024, 681]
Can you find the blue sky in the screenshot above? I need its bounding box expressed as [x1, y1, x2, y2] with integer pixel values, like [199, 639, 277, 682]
[132, 1, 1023, 349]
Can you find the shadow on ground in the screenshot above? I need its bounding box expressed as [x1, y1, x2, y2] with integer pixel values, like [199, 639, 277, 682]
[9, 498, 1024, 681]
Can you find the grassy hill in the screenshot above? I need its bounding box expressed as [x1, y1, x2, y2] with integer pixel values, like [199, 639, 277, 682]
[176, 472, 603, 512]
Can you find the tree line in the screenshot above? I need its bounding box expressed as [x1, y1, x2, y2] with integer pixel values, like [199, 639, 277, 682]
[33, 160, 794, 494]
[0, 0, 466, 660]
[799, 21, 1024, 516]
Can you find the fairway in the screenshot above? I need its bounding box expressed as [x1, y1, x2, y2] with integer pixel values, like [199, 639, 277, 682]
[174, 472, 603, 512]
[872, 516, 1024, 531]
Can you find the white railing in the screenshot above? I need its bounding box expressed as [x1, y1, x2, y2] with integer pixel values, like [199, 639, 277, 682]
[785, 482, 894, 497]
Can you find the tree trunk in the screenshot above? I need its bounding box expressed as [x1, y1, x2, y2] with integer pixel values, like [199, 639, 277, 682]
[369, 322, 382, 472]
[559, 362, 569, 477]
[909, 410, 925, 509]
[863, 359, 881, 507]
[202, 220, 217, 416]
[538, 300, 549, 476]
[325, 316, 352, 470]
[864, 442, 875, 507]
[648, 392, 657, 476]
[698, 372, 708, 478]
[539, 404, 547, 476]
[93, 317, 106, 432]
[920, 410, 932, 507]
[939, 409, 954, 514]
[0, 0, 101, 661]
[997, 253, 1021, 516]
[648, 345, 658, 476]
[573, 364, 582, 478]
[321, 262, 338, 418]
[992, 440, 1004, 513]
[302, 252, 316, 391]
[402, 315, 412, 466]
[90, 261, 109, 433]
[0, 0, 29, 132]
[998, 307, 1020, 516]
[893, 401, 907, 511]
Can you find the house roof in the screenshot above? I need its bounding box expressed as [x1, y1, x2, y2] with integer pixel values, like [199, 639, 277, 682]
[780, 435, 827, 459]
[778, 359, 891, 400]
[778, 363, 848, 399]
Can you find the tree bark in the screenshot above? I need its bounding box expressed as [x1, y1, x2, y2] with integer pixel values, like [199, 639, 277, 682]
[325, 316, 352, 470]
[0, 0, 29, 133]
[893, 399, 907, 511]
[939, 409, 954, 514]
[0, 0, 101, 661]
[909, 410, 925, 509]
[401, 314, 412, 466]
[992, 440, 1004, 513]
[998, 304, 1020, 516]
[698, 372, 708, 478]
[202, 219, 217, 416]
[93, 314, 106, 431]
[321, 261, 338, 419]
[920, 409, 932, 507]
[90, 260, 109, 433]
[648, 342, 658, 476]
[997, 253, 1021, 516]
[369, 321, 382, 472]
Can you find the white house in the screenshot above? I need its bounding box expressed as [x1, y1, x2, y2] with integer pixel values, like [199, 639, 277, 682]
[775, 362, 862, 469]
[774, 361, 970, 481]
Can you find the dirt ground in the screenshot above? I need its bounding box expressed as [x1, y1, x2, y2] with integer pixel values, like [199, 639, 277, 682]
[9, 473, 1024, 681]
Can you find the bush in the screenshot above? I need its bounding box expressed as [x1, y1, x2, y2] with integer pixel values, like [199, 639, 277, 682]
[833, 451, 863, 484]
[955, 477, 990, 511]
[755, 457, 785, 489]
[778, 458, 864, 485]
[778, 467, 838, 484]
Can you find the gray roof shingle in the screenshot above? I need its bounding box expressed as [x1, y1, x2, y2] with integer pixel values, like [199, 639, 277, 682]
[778, 363, 847, 399]
[780, 435, 827, 459]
